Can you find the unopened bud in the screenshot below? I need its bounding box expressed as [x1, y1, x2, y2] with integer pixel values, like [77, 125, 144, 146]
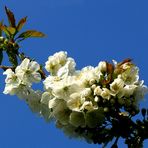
[110, 98, 115, 105]
[89, 79, 96, 85]
[81, 88, 92, 98]
[94, 96, 99, 102]
[91, 84, 97, 90]
[4, 39, 8, 44]
[94, 86, 102, 96]
[13, 43, 19, 49]
[98, 61, 107, 72]
[117, 98, 124, 105]
[104, 107, 109, 112]
[0, 36, 4, 42]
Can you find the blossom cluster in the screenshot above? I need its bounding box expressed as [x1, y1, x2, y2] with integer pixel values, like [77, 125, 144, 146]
[3, 51, 148, 142]
[3, 58, 51, 120]
[3, 58, 41, 96]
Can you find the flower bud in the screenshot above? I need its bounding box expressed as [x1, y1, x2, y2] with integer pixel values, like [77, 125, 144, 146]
[110, 98, 115, 105]
[98, 61, 107, 72]
[91, 84, 97, 90]
[117, 98, 125, 106]
[94, 96, 100, 102]
[94, 86, 102, 96]
[4, 38, 8, 44]
[89, 79, 96, 85]
[0, 36, 4, 42]
[13, 43, 19, 49]
[104, 107, 109, 112]
[81, 88, 92, 98]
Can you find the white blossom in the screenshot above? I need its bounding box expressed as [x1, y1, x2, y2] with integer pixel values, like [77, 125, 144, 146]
[57, 57, 76, 77]
[79, 66, 100, 86]
[101, 88, 111, 100]
[16, 58, 41, 86]
[110, 76, 124, 94]
[94, 86, 102, 96]
[134, 81, 148, 102]
[3, 69, 21, 95]
[123, 85, 137, 97]
[80, 101, 97, 111]
[48, 97, 58, 109]
[3, 51, 148, 141]
[67, 93, 85, 111]
[81, 88, 92, 98]
[43, 76, 61, 91]
[121, 66, 139, 85]
[52, 76, 80, 100]
[51, 99, 70, 125]
[41, 91, 54, 105]
[45, 51, 67, 74]
[27, 90, 42, 113]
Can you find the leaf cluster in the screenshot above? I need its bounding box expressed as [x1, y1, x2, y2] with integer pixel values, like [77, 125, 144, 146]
[0, 6, 45, 66]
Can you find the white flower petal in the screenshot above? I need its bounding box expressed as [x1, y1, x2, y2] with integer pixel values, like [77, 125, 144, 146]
[3, 69, 14, 76]
[101, 88, 111, 100]
[29, 61, 40, 72]
[41, 91, 53, 105]
[20, 58, 30, 70]
[98, 61, 107, 72]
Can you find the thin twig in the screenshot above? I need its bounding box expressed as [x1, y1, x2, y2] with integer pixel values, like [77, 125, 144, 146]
[0, 65, 14, 71]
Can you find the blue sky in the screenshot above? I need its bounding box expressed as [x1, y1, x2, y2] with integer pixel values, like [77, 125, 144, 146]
[0, 0, 148, 147]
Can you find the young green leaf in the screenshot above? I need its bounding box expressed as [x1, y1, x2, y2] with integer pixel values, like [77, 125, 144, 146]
[17, 30, 45, 40]
[5, 6, 16, 27]
[0, 50, 3, 65]
[0, 25, 10, 36]
[6, 26, 16, 35]
[17, 16, 27, 31]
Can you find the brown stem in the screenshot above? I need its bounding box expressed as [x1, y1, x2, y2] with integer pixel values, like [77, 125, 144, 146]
[38, 69, 46, 79]
[0, 65, 14, 71]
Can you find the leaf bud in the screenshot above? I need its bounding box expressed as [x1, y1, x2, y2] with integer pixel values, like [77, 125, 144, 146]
[4, 38, 8, 44]
[104, 107, 109, 112]
[0, 36, 4, 42]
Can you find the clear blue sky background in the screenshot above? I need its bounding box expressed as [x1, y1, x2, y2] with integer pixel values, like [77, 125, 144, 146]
[0, 0, 148, 148]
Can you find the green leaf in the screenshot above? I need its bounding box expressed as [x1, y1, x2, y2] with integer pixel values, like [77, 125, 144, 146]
[0, 25, 10, 36]
[5, 6, 16, 27]
[0, 25, 16, 37]
[6, 26, 16, 35]
[17, 30, 45, 40]
[0, 50, 3, 65]
[17, 16, 27, 31]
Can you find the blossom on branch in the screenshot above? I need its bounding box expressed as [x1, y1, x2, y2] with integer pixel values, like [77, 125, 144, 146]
[3, 51, 148, 145]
